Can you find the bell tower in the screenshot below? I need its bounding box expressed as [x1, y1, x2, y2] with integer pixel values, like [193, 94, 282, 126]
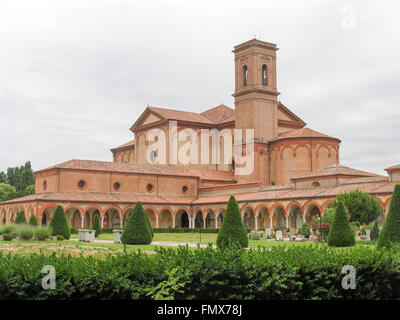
[232, 39, 280, 184]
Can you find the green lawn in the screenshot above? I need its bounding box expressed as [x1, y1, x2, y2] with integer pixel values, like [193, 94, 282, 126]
[2, 233, 374, 257]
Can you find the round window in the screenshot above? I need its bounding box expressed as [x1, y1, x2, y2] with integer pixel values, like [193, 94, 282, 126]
[78, 180, 86, 189]
[114, 182, 120, 191]
[182, 186, 188, 193]
[146, 183, 154, 192]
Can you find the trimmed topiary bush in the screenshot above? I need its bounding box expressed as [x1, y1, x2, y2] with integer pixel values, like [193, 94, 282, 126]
[93, 215, 101, 237]
[217, 195, 248, 248]
[327, 201, 355, 247]
[14, 211, 27, 224]
[145, 212, 154, 238]
[370, 221, 380, 242]
[28, 214, 39, 226]
[378, 184, 400, 248]
[121, 201, 152, 245]
[49, 206, 71, 240]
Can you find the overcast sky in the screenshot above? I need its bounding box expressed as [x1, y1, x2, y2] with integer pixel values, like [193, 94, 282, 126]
[0, 0, 399, 175]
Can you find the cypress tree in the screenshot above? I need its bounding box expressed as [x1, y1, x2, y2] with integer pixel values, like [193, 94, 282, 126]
[121, 201, 152, 245]
[28, 214, 39, 226]
[370, 221, 380, 242]
[217, 195, 248, 248]
[15, 211, 27, 224]
[93, 214, 101, 237]
[49, 206, 71, 240]
[327, 201, 355, 247]
[145, 211, 154, 238]
[377, 184, 400, 248]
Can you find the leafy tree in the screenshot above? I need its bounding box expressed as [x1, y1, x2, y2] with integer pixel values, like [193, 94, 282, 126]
[0, 162, 35, 200]
[377, 184, 400, 248]
[28, 214, 39, 226]
[0, 172, 6, 184]
[49, 206, 71, 240]
[0, 183, 17, 202]
[121, 202, 152, 245]
[331, 190, 382, 225]
[24, 184, 35, 196]
[217, 195, 248, 248]
[15, 211, 27, 224]
[370, 221, 379, 242]
[93, 214, 101, 237]
[327, 201, 355, 247]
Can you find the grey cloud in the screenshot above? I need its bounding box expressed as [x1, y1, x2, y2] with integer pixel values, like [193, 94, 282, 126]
[0, 0, 399, 176]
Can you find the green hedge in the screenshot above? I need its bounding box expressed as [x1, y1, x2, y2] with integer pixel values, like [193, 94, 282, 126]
[1, 245, 400, 299]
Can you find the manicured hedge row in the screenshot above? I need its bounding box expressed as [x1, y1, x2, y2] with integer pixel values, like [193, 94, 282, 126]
[0, 245, 400, 300]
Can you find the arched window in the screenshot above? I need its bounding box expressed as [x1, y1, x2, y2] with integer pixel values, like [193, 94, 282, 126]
[262, 64, 268, 86]
[312, 181, 321, 188]
[243, 65, 248, 86]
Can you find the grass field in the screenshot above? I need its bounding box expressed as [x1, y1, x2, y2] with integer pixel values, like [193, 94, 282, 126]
[1, 233, 373, 257]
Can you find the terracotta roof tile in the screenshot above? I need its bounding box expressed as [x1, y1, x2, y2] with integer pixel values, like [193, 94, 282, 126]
[291, 164, 378, 181]
[272, 127, 340, 142]
[35, 160, 235, 182]
[369, 181, 400, 195]
[200, 104, 234, 124]
[341, 176, 389, 185]
[111, 139, 135, 151]
[149, 106, 214, 124]
[0, 192, 196, 205]
[385, 164, 400, 171]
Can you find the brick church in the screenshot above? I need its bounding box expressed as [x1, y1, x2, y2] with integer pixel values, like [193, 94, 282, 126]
[1, 39, 398, 231]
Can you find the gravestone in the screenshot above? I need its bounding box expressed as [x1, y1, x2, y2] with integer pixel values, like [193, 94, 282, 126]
[276, 230, 283, 240]
[366, 229, 371, 241]
[113, 230, 123, 243]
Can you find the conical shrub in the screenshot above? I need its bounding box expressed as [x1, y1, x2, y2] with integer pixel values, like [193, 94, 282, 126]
[15, 211, 27, 224]
[145, 211, 154, 238]
[28, 214, 39, 226]
[217, 195, 248, 248]
[327, 201, 355, 247]
[370, 221, 379, 242]
[121, 202, 152, 245]
[378, 184, 400, 248]
[49, 206, 71, 240]
[93, 214, 101, 237]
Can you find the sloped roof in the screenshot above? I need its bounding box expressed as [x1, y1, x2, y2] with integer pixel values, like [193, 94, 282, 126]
[385, 164, 400, 171]
[200, 104, 234, 124]
[111, 139, 135, 152]
[35, 159, 235, 182]
[291, 164, 379, 181]
[272, 127, 340, 142]
[148, 106, 214, 124]
[0, 192, 196, 205]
